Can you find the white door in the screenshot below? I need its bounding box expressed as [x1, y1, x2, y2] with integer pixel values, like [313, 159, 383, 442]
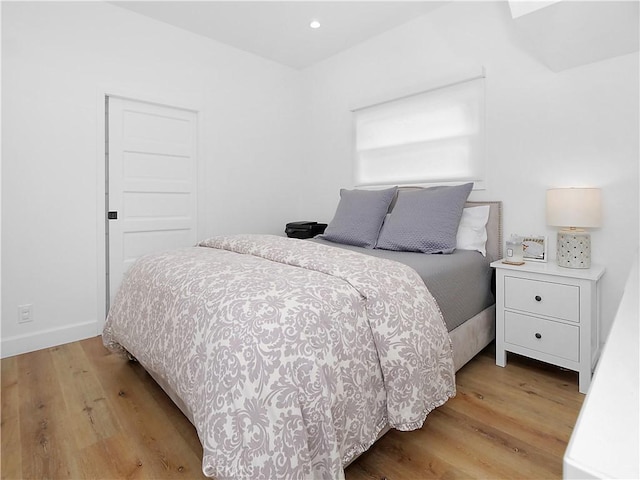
[107, 96, 198, 307]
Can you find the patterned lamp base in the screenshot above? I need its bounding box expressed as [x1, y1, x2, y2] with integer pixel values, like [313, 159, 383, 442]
[557, 229, 591, 269]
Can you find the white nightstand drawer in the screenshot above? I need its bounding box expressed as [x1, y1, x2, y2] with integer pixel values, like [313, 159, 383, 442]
[504, 311, 579, 361]
[504, 276, 579, 322]
[492, 260, 605, 393]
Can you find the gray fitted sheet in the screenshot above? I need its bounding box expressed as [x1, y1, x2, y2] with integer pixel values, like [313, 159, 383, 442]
[312, 238, 494, 332]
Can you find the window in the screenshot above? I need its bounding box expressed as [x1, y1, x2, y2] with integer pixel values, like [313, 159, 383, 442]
[353, 76, 486, 188]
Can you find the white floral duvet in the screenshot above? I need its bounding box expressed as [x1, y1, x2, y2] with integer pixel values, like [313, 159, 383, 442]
[103, 234, 455, 479]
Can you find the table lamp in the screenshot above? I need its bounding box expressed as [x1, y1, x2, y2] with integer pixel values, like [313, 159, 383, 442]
[546, 188, 601, 269]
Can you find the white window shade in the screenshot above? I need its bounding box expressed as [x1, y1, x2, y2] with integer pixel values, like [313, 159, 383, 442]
[354, 77, 485, 187]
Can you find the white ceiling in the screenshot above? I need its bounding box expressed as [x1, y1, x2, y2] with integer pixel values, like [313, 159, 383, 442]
[511, 0, 639, 72]
[112, 1, 447, 69]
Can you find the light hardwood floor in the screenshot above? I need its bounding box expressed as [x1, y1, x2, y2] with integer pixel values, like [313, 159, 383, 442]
[1, 336, 583, 479]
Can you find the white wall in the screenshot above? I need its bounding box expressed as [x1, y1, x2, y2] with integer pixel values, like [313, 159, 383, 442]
[3, 1, 637, 358]
[299, 1, 639, 342]
[1, 2, 305, 357]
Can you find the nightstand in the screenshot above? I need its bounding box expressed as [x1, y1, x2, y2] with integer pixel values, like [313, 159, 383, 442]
[490, 260, 605, 394]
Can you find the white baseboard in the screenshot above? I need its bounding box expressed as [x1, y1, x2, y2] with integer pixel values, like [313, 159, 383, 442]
[1, 320, 99, 359]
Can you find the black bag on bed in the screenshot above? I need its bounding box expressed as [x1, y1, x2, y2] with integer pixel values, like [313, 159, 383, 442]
[285, 221, 328, 239]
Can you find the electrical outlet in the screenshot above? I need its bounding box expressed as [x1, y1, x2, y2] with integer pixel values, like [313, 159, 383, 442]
[18, 304, 33, 324]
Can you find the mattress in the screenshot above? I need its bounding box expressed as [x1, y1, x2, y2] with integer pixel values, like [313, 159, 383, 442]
[312, 238, 494, 332]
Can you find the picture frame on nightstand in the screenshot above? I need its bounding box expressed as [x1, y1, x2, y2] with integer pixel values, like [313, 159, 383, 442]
[520, 235, 547, 262]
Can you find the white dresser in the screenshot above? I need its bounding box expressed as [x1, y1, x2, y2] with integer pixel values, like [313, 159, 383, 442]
[563, 253, 639, 479]
[491, 260, 605, 394]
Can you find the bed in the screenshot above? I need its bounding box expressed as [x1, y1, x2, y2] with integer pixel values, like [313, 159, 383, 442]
[103, 185, 502, 480]
[315, 199, 501, 372]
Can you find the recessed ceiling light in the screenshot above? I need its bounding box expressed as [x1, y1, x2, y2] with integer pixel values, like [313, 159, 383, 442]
[309, 20, 321, 29]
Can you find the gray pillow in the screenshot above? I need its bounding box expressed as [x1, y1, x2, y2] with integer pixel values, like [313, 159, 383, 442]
[320, 187, 398, 248]
[376, 183, 473, 253]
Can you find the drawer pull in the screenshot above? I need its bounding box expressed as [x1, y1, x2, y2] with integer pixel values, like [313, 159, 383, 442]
[535, 333, 542, 339]
[535, 295, 542, 302]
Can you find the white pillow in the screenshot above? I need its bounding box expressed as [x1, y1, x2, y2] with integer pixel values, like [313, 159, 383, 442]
[456, 205, 491, 256]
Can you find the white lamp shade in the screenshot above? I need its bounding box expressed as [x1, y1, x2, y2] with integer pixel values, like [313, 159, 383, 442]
[546, 188, 602, 228]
